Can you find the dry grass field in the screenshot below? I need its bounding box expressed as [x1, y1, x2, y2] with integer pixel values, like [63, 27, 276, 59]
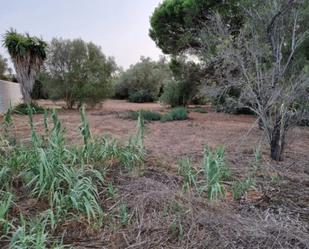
[1, 99, 309, 248]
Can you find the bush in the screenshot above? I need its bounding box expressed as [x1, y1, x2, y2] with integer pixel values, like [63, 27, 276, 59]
[129, 109, 162, 121]
[13, 103, 45, 115]
[192, 107, 207, 113]
[31, 79, 49, 100]
[160, 59, 202, 107]
[44, 38, 117, 109]
[128, 90, 155, 103]
[160, 80, 182, 107]
[114, 57, 172, 102]
[161, 107, 188, 122]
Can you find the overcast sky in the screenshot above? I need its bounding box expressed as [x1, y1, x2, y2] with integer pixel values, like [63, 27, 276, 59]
[0, 0, 163, 69]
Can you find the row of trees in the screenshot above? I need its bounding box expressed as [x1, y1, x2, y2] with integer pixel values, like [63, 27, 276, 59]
[2, 31, 117, 108]
[3, 31, 202, 109]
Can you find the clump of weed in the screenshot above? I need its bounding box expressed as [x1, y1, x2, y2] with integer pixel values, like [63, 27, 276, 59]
[129, 109, 162, 121]
[203, 146, 229, 200]
[177, 157, 197, 192]
[161, 107, 188, 122]
[232, 178, 255, 200]
[192, 107, 207, 113]
[13, 102, 46, 115]
[0, 106, 147, 247]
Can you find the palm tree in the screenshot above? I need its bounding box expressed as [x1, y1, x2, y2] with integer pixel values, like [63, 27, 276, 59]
[3, 29, 47, 104]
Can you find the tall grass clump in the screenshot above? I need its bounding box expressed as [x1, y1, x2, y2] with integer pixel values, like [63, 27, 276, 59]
[232, 178, 255, 200]
[177, 157, 197, 192]
[0, 191, 13, 236]
[128, 109, 162, 121]
[161, 107, 188, 122]
[9, 215, 65, 249]
[203, 146, 229, 200]
[12, 102, 45, 115]
[0, 105, 147, 247]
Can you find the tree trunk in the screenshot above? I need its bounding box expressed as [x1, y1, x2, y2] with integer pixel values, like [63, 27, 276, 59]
[20, 83, 32, 105]
[14, 62, 36, 105]
[270, 116, 286, 161]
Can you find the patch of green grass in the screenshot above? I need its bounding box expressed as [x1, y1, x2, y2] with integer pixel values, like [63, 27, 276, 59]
[192, 107, 207, 113]
[203, 146, 229, 200]
[161, 107, 188, 122]
[177, 157, 197, 192]
[232, 178, 254, 200]
[13, 103, 46, 115]
[128, 109, 162, 121]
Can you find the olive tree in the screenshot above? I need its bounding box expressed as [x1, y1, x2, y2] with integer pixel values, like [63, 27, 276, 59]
[198, 0, 309, 161]
[3, 29, 47, 104]
[45, 38, 117, 109]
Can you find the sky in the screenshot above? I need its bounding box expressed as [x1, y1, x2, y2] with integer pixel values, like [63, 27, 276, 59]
[0, 0, 163, 69]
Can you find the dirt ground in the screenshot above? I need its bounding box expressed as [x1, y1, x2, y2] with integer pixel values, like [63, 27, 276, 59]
[2, 99, 309, 248]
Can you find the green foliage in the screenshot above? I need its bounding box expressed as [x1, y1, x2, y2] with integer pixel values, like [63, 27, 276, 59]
[107, 182, 118, 198]
[44, 38, 117, 108]
[12, 103, 45, 115]
[114, 57, 172, 102]
[118, 203, 130, 226]
[161, 107, 188, 122]
[128, 90, 154, 103]
[203, 146, 229, 200]
[3, 29, 47, 62]
[177, 157, 197, 191]
[160, 59, 202, 107]
[31, 79, 49, 100]
[150, 0, 242, 55]
[9, 216, 65, 249]
[232, 178, 254, 200]
[128, 109, 162, 121]
[0, 191, 13, 236]
[192, 107, 207, 113]
[0, 107, 146, 247]
[3, 29, 47, 104]
[0, 54, 9, 79]
[160, 80, 182, 107]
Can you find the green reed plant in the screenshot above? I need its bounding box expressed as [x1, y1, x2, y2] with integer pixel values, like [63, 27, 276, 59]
[203, 146, 228, 200]
[0, 191, 13, 236]
[161, 107, 188, 122]
[9, 215, 65, 249]
[232, 178, 254, 200]
[128, 109, 162, 121]
[80, 105, 92, 147]
[177, 157, 197, 192]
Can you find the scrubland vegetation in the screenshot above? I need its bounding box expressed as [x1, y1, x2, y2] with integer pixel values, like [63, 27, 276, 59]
[1, 0, 309, 248]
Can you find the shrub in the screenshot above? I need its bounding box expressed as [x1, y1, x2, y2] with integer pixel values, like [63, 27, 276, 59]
[13, 103, 45, 115]
[44, 38, 117, 109]
[128, 90, 155, 103]
[129, 109, 162, 121]
[161, 107, 188, 122]
[192, 107, 207, 113]
[203, 146, 230, 200]
[160, 59, 202, 107]
[114, 57, 172, 102]
[232, 178, 254, 200]
[160, 80, 182, 107]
